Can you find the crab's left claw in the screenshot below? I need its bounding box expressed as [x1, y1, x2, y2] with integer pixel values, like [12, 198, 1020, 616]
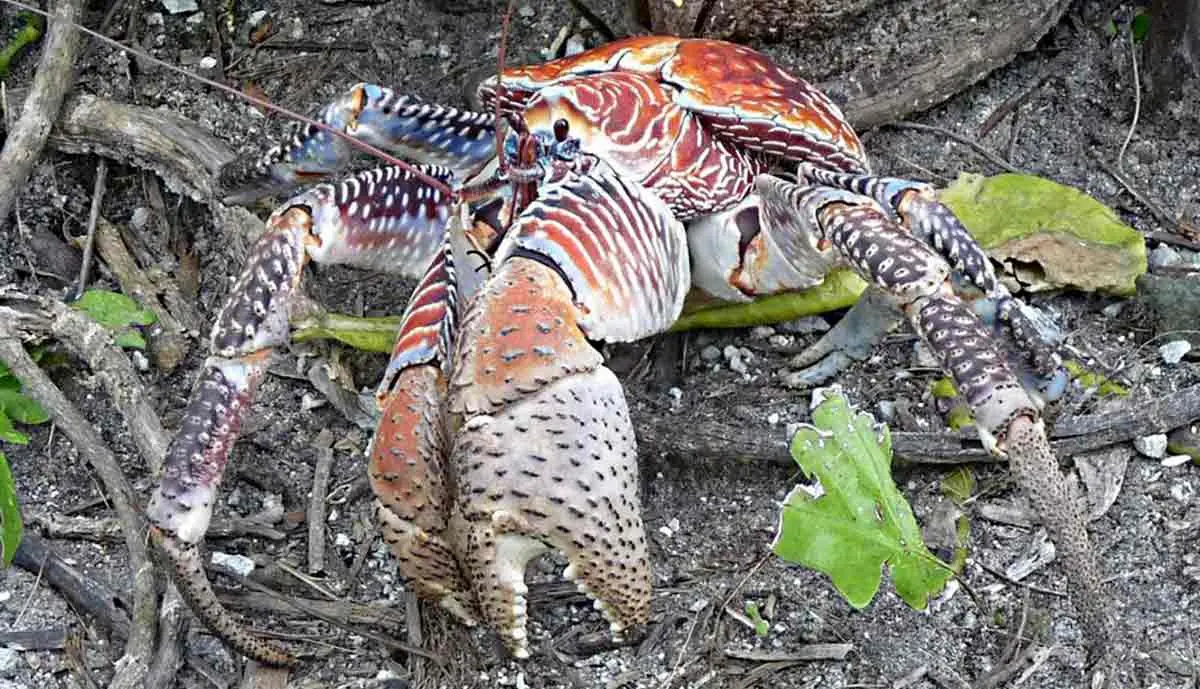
[446, 161, 690, 657]
[219, 84, 496, 204]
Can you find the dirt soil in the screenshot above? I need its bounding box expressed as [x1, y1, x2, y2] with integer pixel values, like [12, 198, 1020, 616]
[2, 1, 1200, 688]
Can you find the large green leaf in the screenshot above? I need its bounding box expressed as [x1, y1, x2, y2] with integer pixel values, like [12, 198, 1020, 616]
[0, 389, 48, 425]
[0, 451, 20, 566]
[772, 391, 953, 610]
[73, 289, 157, 350]
[939, 173, 1146, 295]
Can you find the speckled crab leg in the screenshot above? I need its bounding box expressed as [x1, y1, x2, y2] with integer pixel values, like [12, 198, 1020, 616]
[219, 84, 497, 203]
[767, 177, 1109, 655]
[146, 164, 456, 666]
[444, 161, 691, 658]
[798, 163, 1065, 381]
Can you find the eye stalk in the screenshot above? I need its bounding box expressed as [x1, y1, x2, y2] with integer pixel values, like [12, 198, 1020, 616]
[553, 118, 569, 142]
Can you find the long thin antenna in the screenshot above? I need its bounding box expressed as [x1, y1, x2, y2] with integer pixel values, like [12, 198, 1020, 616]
[494, 0, 516, 165]
[0, 0, 455, 197]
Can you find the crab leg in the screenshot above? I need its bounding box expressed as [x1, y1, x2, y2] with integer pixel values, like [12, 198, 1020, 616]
[768, 178, 1108, 654]
[797, 164, 1065, 378]
[219, 84, 496, 202]
[445, 161, 690, 657]
[147, 164, 456, 665]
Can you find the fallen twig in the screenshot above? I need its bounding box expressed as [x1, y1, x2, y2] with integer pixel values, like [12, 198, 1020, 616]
[307, 430, 335, 575]
[0, 336, 161, 689]
[0, 288, 169, 469]
[94, 215, 191, 372]
[74, 158, 107, 299]
[633, 384, 1200, 465]
[12, 531, 133, 643]
[0, 0, 82, 229]
[885, 121, 1025, 174]
[28, 510, 288, 543]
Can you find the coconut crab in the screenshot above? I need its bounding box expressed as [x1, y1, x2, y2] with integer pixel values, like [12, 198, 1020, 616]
[145, 36, 1108, 665]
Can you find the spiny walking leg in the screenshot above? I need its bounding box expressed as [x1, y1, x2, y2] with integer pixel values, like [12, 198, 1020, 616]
[147, 164, 457, 665]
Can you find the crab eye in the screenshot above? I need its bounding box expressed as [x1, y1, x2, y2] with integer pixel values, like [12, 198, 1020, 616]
[553, 118, 569, 142]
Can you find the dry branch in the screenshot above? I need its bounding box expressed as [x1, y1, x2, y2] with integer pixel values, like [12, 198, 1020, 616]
[0, 338, 160, 688]
[0, 0, 82, 228]
[633, 385, 1200, 466]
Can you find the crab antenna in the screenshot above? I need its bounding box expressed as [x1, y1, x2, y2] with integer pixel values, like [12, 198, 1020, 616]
[0, 0, 455, 198]
[494, 0, 517, 168]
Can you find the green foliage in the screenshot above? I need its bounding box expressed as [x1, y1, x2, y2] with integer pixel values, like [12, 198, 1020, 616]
[940, 467, 975, 506]
[670, 268, 866, 332]
[0, 451, 20, 567]
[292, 312, 399, 353]
[73, 289, 158, 349]
[0, 359, 49, 445]
[744, 601, 770, 638]
[773, 392, 953, 610]
[939, 172, 1146, 295]
[1063, 359, 1129, 397]
[0, 11, 44, 79]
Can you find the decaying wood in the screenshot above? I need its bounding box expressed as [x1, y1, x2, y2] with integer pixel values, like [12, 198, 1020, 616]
[12, 532, 133, 643]
[0, 289, 169, 470]
[0, 336, 162, 689]
[634, 384, 1200, 466]
[0, 0, 82, 228]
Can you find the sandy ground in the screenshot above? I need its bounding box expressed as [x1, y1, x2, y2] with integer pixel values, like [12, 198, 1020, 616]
[1, 1, 1199, 688]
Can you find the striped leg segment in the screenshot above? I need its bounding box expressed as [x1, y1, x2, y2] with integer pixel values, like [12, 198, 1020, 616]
[220, 84, 495, 203]
[445, 163, 688, 657]
[369, 242, 477, 623]
[147, 167, 457, 665]
[799, 164, 1065, 382]
[806, 196, 1108, 652]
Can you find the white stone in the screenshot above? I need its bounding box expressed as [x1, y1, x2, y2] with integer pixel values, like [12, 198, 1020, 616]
[199, 56, 218, 69]
[334, 533, 352, 547]
[0, 647, 20, 676]
[161, 0, 198, 14]
[1159, 340, 1192, 365]
[211, 551, 255, 577]
[1134, 434, 1168, 459]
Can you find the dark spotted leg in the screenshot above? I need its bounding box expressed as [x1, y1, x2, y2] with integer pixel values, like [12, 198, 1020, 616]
[799, 163, 1066, 393]
[146, 165, 456, 665]
[220, 84, 497, 203]
[796, 186, 1110, 655]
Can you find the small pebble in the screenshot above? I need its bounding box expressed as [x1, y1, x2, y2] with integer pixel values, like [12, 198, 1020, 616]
[668, 517, 680, 532]
[767, 412, 780, 425]
[0, 647, 20, 676]
[161, 0, 198, 14]
[750, 326, 775, 339]
[211, 552, 255, 577]
[130, 206, 151, 230]
[1162, 454, 1193, 468]
[1101, 302, 1124, 318]
[185, 11, 205, 25]
[1134, 434, 1168, 459]
[1148, 244, 1184, 269]
[334, 533, 352, 547]
[517, 4, 535, 17]
[877, 400, 896, 422]
[1159, 340, 1192, 365]
[199, 56, 218, 69]
[700, 345, 721, 362]
[130, 350, 150, 372]
[658, 525, 674, 538]
[779, 316, 829, 334]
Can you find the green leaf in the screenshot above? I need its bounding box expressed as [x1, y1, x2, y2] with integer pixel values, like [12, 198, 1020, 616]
[671, 267, 866, 332]
[0, 451, 21, 566]
[114, 330, 148, 350]
[1131, 10, 1151, 43]
[0, 389, 48, 425]
[0, 413, 29, 445]
[73, 289, 157, 328]
[772, 391, 953, 610]
[292, 313, 401, 353]
[1063, 359, 1128, 397]
[940, 467, 975, 506]
[939, 173, 1146, 295]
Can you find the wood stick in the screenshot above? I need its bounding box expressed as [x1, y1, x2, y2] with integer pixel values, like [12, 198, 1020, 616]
[0, 0, 82, 228]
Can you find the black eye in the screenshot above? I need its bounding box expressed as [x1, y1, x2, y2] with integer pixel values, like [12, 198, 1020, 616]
[553, 118, 569, 142]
